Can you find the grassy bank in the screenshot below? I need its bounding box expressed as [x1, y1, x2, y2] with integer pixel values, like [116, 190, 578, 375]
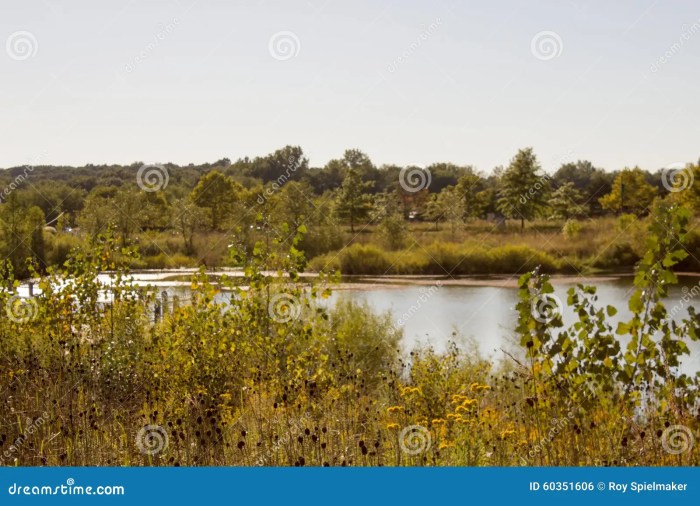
[1, 203, 699, 467]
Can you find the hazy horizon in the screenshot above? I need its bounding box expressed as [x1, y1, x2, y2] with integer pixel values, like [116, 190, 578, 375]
[2, 0, 699, 173]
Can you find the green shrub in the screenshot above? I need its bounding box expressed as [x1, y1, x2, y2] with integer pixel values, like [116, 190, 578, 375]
[339, 244, 393, 274]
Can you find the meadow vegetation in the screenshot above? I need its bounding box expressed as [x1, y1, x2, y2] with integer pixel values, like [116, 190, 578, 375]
[0, 201, 698, 466]
[2, 146, 700, 278]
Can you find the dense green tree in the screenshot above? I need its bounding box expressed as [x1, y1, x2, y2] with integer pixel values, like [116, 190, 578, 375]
[27, 206, 47, 271]
[371, 193, 409, 250]
[424, 162, 468, 193]
[456, 170, 491, 219]
[191, 170, 244, 230]
[599, 168, 657, 215]
[425, 185, 464, 237]
[0, 193, 31, 276]
[335, 168, 374, 233]
[497, 148, 550, 229]
[171, 197, 206, 254]
[549, 182, 587, 219]
[553, 160, 613, 216]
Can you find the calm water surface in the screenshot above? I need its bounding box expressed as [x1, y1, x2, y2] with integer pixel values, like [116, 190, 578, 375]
[329, 276, 700, 375]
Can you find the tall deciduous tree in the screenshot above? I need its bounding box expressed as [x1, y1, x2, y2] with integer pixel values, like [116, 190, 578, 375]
[425, 185, 464, 237]
[599, 167, 657, 215]
[335, 168, 374, 232]
[191, 170, 243, 230]
[497, 148, 550, 229]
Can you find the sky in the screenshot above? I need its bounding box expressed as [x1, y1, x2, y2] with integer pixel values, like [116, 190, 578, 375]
[1, 0, 699, 174]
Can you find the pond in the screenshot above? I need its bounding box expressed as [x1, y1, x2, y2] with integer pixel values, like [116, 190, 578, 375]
[17, 271, 700, 375]
[328, 275, 700, 376]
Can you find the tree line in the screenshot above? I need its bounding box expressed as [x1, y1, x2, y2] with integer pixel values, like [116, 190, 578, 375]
[1, 145, 699, 276]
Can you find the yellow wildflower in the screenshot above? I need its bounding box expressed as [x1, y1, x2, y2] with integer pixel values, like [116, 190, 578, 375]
[387, 405, 404, 414]
[431, 418, 445, 425]
[386, 423, 400, 430]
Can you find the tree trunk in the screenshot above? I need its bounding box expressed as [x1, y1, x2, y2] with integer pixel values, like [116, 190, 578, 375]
[521, 217, 524, 230]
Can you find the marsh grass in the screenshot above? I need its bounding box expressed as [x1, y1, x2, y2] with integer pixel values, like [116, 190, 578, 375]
[0, 207, 699, 467]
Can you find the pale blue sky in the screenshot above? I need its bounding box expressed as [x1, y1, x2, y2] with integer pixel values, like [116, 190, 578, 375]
[1, 0, 699, 173]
